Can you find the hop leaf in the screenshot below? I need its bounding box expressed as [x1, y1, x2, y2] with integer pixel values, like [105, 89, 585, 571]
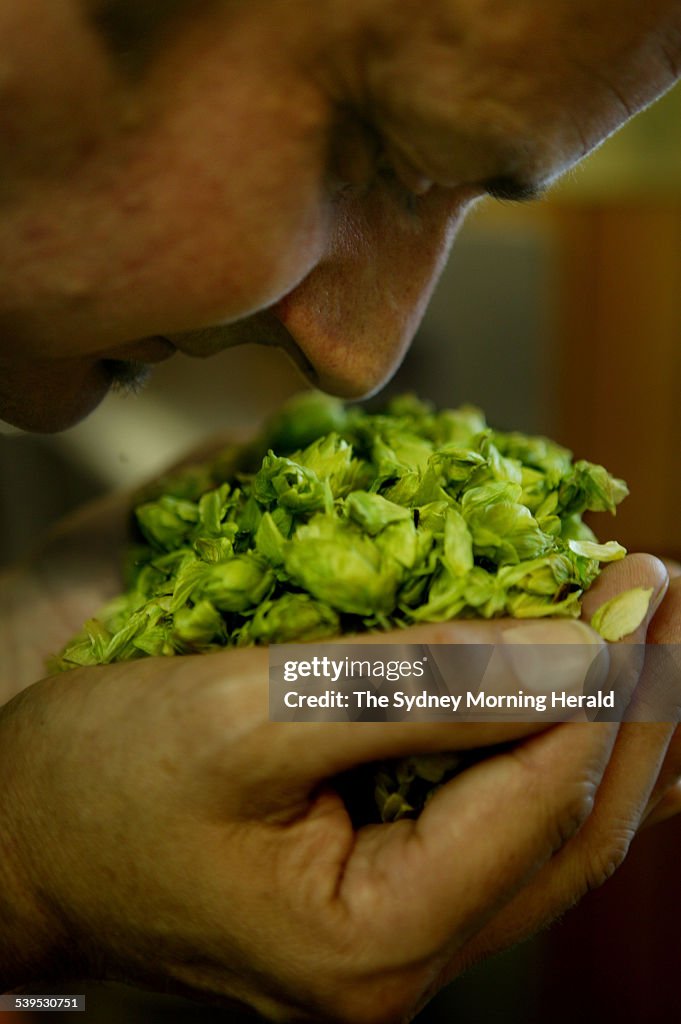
[345, 491, 412, 535]
[590, 587, 653, 641]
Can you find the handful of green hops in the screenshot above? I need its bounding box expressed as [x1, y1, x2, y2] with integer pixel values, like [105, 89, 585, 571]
[52, 392, 632, 821]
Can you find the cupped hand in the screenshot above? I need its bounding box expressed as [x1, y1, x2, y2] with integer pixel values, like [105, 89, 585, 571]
[427, 555, 681, 996]
[635, 567, 681, 828]
[1, 543, 676, 1023]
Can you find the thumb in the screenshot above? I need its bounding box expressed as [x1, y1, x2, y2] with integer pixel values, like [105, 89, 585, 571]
[580, 552, 668, 642]
[270, 554, 668, 785]
[269, 615, 604, 785]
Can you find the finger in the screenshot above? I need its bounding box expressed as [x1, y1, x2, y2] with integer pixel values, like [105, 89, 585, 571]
[637, 577, 681, 812]
[641, 779, 681, 828]
[303, 555, 665, 777]
[338, 719, 619, 955]
[579, 552, 668, 639]
[83, 624, 598, 821]
[442, 717, 677, 976]
[644, 724, 681, 812]
[434, 559, 677, 976]
[270, 616, 605, 784]
[659, 557, 681, 580]
[623, 576, 681, 729]
[264, 557, 667, 792]
[182, 557, 664, 802]
[579, 554, 668, 719]
[649, 576, 681, 642]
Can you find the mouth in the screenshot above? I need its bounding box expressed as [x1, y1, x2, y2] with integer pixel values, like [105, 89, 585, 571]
[166, 311, 320, 385]
[103, 335, 177, 364]
[165, 309, 395, 400]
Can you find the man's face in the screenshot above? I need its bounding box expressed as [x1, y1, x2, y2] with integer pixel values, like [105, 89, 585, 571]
[0, 0, 679, 431]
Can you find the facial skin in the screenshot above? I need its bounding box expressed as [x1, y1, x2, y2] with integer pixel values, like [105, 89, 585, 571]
[0, 0, 679, 430]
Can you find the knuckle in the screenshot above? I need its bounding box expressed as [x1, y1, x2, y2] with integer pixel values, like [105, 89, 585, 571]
[332, 994, 412, 1024]
[552, 778, 596, 848]
[315, 970, 424, 1024]
[510, 746, 597, 851]
[585, 826, 635, 890]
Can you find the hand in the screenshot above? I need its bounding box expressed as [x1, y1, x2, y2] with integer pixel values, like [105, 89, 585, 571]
[1, 536, 675, 1023]
[634, 560, 681, 828]
[431, 555, 681, 992]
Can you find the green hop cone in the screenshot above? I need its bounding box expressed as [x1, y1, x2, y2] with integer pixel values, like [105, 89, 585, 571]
[254, 453, 331, 513]
[245, 593, 340, 644]
[136, 496, 199, 550]
[284, 516, 399, 616]
[187, 555, 275, 613]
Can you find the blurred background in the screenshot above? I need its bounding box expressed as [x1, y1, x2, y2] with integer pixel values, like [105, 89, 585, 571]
[2, 84, 681, 1023]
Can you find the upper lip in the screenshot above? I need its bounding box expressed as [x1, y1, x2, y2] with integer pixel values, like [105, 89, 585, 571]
[166, 311, 319, 383]
[103, 335, 177, 364]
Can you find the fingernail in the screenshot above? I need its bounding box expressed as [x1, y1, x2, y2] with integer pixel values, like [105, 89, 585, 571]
[648, 578, 669, 620]
[498, 620, 608, 694]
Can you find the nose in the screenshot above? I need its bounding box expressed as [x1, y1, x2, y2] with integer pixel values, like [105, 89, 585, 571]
[271, 182, 478, 398]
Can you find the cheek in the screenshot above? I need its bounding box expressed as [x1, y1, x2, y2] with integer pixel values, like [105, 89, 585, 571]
[110, 48, 336, 337]
[1, 46, 335, 358]
[143, 167, 332, 326]
[84, 136, 333, 344]
[0, 143, 332, 360]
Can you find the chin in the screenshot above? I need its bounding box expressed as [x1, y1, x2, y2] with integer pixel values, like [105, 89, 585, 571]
[0, 361, 116, 433]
